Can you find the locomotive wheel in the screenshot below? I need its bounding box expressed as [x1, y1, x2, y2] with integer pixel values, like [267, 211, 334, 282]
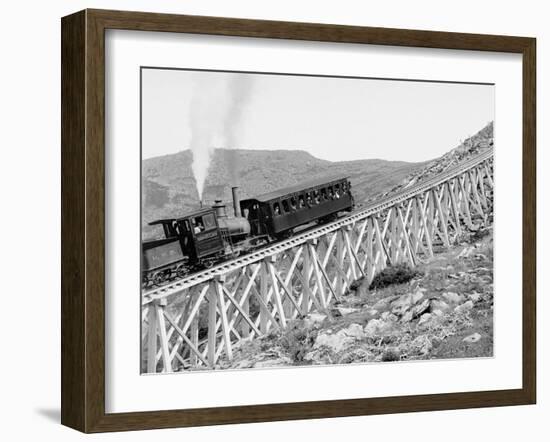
[142, 275, 150, 287]
[152, 272, 166, 286]
[176, 265, 187, 278]
[202, 260, 214, 269]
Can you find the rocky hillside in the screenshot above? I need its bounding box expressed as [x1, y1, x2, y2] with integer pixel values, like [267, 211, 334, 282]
[369, 122, 494, 202]
[142, 149, 426, 239]
[219, 226, 494, 369]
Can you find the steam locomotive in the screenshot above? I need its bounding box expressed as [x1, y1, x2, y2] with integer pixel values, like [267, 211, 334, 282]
[142, 176, 354, 287]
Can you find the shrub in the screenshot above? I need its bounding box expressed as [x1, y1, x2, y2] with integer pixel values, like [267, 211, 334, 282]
[381, 348, 401, 362]
[279, 321, 316, 363]
[369, 264, 422, 290]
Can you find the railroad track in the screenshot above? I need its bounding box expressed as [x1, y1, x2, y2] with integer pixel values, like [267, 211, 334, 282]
[142, 147, 493, 304]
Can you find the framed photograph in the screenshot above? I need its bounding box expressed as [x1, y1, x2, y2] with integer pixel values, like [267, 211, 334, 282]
[61, 9, 536, 433]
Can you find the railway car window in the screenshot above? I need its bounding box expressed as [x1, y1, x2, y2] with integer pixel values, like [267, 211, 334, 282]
[328, 187, 334, 199]
[334, 184, 341, 199]
[321, 188, 327, 201]
[306, 192, 312, 206]
[273, 202, 281, 216]
[298, 195, 305, 208]
[282, 199, 290, 213]
[192, 216, 206, 233]
[313, 190, 320, 204]
[290, 197, 297, 210]
[202, 213, 216, 230]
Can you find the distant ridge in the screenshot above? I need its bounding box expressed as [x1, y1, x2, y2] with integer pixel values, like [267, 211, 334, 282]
[142, 122, 493, 240]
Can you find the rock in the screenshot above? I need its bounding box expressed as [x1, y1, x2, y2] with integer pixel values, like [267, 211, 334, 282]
[454, 300, 474, 314]
[443, 292, 465, 305]
[401, 311, 414, 323]
[432, 309, 444, 317]
[337, 307, 359, 316]
[314, 332, 353, 353]
[234, 359, 255, 369]
[469, 292, 482, 303]
[364, 318, 391, 336]
[463, 332, 482, 343]
[381, 312, 398, 322]
[411, 298, 431, 318]
[314, 324, 364, 353]
[430, 299, 450, 312]
[412, 290, 424, 303]
[303, 313, 327, 328]
[418, 313, 432, 326]
[373, 298, 389, 310]
[343, 323, 365, 339]
[458, 246, 475, 258]
[391, 293, 413, 315]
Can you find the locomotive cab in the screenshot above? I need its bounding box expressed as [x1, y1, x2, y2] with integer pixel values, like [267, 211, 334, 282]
[149, 208, 225, 267]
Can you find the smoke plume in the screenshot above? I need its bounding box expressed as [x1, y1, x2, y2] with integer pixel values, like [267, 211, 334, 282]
[189, 74, 253, 200]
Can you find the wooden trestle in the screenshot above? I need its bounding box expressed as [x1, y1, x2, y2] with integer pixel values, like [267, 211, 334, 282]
[142, 149, 494, 373]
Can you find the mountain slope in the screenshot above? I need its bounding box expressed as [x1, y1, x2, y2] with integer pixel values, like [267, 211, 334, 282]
[142, 121, 494, 240]
[142, 149, 426, 239]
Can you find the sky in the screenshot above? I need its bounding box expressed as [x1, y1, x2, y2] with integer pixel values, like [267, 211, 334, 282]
[141, 68, 494, 163]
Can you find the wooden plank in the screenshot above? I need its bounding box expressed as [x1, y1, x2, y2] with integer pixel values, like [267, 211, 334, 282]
[207, 284, 217, 366]
[416, 196, 433, 257]
[155, 302, 172, 373]
[221, 285, 262, 336]
[146, 301, 158, 373]
[397, 206, 416, 266]
[268, 259, 287, 328]
[434, 188, 451, 247]
[162, 311, 210, 367]
[215, 280, 233, 360]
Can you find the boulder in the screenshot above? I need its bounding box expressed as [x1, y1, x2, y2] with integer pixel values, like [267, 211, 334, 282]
[442, 292, 465, 305]
[411, 290, 424, 304]
[337, 307, 359, 316]
[430, 299, 450, 312]
[468, 292, 482, 303]
[458, 246, 475, 258]
[411, 298, 431, 318]
[364, 318, 391, 336]
[391, 293, 413, 315]
[401, 311, 414, 323]
[418, 313, 432, 326]
[314, 324, 365, 353]
[454, 300, 474, 314]
[343, 323, 365, 339]
[314, 331, 353, 353]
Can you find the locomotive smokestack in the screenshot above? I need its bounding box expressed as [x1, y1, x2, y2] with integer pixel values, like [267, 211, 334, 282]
[232, 187, 241, 217]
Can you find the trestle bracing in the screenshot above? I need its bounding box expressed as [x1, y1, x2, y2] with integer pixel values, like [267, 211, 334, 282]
[142, 156, 494, 373]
